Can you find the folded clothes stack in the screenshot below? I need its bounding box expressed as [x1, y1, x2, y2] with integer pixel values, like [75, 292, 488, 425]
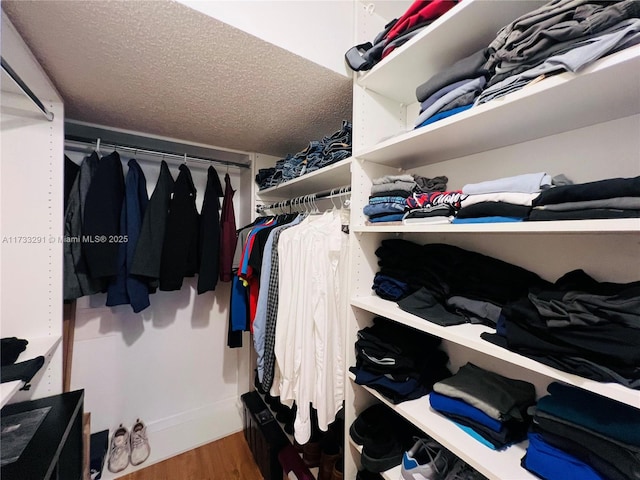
[374, 239, 544, 327]
[454, 171, 556, 224]
[414, 47, 491, 129]
[477, 1, 640, 105]
[364, 174, 448, 224]
[404, 190, 463, 225]
[524, 382, 640, 480]
[482, 268, 640, 388]
[429, 363, 536, 450]
[529, 175, 640, 220]
[255, 121, 352, 190]
[350, 316, 450, 404]
[364, 174, 416, 224]
[410, 0, 640, 129]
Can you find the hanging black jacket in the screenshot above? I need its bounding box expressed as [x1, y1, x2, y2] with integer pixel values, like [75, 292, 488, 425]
[63, 152, 106, 300]
[159, 164, 199, 291]
[130, 160, 174, 291]
[82, 151, 125, 279]
[197, 166, 224, 294]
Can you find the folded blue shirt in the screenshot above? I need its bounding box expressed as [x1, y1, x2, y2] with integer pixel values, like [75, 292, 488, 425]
[416, 104, 473, 129]
[429, 391, 503, 432]
[524, 433, 605, 480]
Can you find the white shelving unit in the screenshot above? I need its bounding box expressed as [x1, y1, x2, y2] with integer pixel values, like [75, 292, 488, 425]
[351, 295, 639, 409]
[0, 335, 62, 408]
[356, 47, 640, 168]
[354, 218, 640, 234]
[345, 1, 640, 479]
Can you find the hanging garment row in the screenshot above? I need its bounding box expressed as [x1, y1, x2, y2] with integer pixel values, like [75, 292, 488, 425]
[228, 194, 350, 444]
[63, 148, 237, 313]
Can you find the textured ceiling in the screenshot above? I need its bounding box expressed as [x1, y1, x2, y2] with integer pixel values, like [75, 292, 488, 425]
[1, 0, 353, 157]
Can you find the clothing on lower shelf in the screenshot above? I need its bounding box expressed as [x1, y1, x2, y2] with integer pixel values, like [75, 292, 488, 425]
[522, 382, 640, 480]
[482, 269, 640, 388]
[352, 316, 450, 404]
[430, 363, 535, 449]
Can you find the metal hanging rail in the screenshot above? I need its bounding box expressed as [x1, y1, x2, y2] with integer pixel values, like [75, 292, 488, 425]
[64, 138, 251, 170]
[256, 186, 351, 214]
[1, 56, 55, 121]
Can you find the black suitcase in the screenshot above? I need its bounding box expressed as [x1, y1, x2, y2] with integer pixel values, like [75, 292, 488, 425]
[240, 391, 290, 480]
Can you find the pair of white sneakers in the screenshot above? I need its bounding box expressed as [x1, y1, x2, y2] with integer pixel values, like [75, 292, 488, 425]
[107, 419, 151, 473]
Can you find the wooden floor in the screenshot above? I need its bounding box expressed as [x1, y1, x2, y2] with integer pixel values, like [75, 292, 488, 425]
[119, 432, 264, 480]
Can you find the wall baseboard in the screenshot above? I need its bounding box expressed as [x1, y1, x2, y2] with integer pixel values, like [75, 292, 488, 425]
[100, 397, 244, 479]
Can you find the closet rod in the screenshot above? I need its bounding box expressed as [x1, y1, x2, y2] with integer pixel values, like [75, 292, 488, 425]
[1, 56, 54, 121]
[64, 138, 251, 169]
[256, 186, 351, 213]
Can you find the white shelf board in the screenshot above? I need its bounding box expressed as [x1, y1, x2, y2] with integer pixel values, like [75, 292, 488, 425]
[355, 47, 640, 168]
[353, 218, 640, 234]
[350, 295, 640, 408]
[256, 157, 352, 200]
[381, 464, 401, 480]
[0, 335, 61, 407]
[349, 373, 536, 480]
[357, 0, 546, 104]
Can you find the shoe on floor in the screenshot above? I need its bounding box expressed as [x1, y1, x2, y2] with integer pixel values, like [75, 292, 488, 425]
[130, 419, 151, 466]
[107, 425, 130, 473]
[401, 437, 454, 480]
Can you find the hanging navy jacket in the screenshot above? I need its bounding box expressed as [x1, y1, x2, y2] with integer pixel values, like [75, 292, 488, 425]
[197, 166, 224, 293]
[159, 164, 199, 291]
[106, 159, 150, 313]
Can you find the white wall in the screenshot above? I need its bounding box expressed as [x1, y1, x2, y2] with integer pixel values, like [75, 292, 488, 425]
[1, 12, 65, 402]
[179, 0, 355, 77]
[65, 144, 255, 475]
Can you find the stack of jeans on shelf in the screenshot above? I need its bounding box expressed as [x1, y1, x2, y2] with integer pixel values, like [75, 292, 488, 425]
[350, 316, 451, 404]
[524, 382, 640, 480]
[482, 268, 640, 389]
[429, 363, 536, 450]
[255, 121, 352, 190]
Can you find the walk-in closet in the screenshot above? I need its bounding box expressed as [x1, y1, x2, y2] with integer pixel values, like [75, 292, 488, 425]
[1, 1, 639, 480]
